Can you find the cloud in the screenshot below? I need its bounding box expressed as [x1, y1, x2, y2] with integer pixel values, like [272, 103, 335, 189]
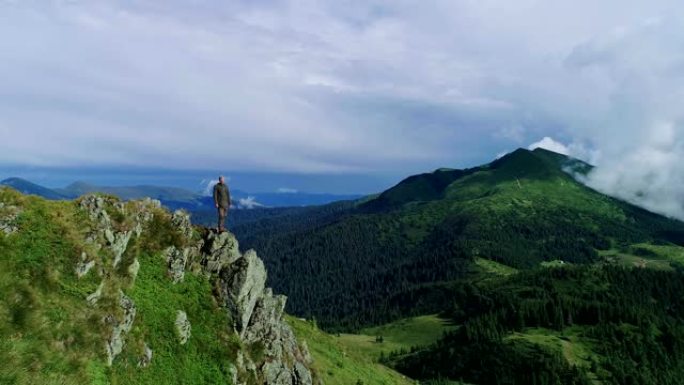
[2, 2, 684, 216]
[237, 196, 264, 209]
[277, 187, 298, 194]
[528, 137, 570, 155]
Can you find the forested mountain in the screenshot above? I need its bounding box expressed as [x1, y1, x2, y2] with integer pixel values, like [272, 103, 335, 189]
[231, 148, 684, 331]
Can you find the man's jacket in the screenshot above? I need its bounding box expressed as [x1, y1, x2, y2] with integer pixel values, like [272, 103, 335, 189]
[213, 183, 231, 208]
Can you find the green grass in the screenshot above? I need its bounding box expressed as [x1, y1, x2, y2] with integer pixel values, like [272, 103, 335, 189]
[505, 327, 603, 384]
[599, 242, 684, 271]
[287, 316, 414, 385]
[110, 251, 238, 385]
[475, 257, 518, 276]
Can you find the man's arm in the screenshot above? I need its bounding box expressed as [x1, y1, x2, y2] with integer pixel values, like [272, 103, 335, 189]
[213, 184, 219, 207]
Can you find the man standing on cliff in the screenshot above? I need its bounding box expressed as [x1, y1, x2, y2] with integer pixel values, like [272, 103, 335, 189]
[213, 176, 231, 233]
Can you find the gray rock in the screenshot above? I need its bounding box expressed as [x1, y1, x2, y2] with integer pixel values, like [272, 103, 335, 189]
[293, 362, 313, 385]
[75, 251, 95, 278]
[175, 310, 191, 345]
[86, 282, 105, 306]
[0, 203, 20, 235]
[218, 249, 266, 336]
[300, 341, 313, 365]
[263, 361, 293, 385]
[105, 291, 137, 366]
[197, 229, 317, 385]
[172, 210, 194, 239]
[165, 246, 189, 283]
[138, 342, 153, 368]
[78, 195, 134, 267]
[128, 258, 141, 282]
[109, 230, 133, 267]
[202, 231, 242, 273]
[79, 195, 114, 228]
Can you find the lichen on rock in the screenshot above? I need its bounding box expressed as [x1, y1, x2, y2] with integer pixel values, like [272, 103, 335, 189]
[175, 310, 192, 345]
[0, 202, 21, 235]
[105, 291, 137, 366]
[201, 231, 242, 273]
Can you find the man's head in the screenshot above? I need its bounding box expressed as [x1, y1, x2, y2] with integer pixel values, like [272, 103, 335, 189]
[219, 176, 225, 184]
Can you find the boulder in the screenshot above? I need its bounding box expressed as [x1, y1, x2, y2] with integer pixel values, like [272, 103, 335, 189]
[172, 210, 194, 239]
[0, 202, 20, 235]
[165, 246, 189, 284]
[138, 342, 153, 368]
[201, 231, 242, 273]
[108, 230, 133, 267]
[263, 361, 293, 385]
[175, 310, 191, 345]
[75, 251, 95, 278]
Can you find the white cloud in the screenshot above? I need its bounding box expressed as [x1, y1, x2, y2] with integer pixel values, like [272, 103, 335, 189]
[237, 196, 264, 209]
[528, 137, 570, 156]
[277, 187, 298, 194]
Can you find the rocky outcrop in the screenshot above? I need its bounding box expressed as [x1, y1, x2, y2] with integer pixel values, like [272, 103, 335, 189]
[206, 232, 315, 385]
[105, 291, 137, 366]
[74, 194, 316, 382]
[78, 195, 157, 365]
[165, 246, 191, 283]
[219, 249, 267, 336]
[138, 343, 153, 368]
[175, 310, 192, 345]
[0, 202, 20, 235]
[75, 251, 95, 278]
[201, 231, 242, 273]
[80, 196, 134, 267]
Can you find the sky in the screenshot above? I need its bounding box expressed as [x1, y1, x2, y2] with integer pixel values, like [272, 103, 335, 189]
[1, 1, 684, 216]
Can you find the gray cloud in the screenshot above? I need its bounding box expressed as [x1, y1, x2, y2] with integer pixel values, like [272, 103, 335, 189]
[2, 1, 684, 214]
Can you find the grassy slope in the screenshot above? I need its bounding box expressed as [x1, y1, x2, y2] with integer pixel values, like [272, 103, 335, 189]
[287, 316, 414, 385]
[344, 315, 458, 360]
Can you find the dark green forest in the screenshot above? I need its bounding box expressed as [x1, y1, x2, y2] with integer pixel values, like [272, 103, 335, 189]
[391, 265, 684, 385]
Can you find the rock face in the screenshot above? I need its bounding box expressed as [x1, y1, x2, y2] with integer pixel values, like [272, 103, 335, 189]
[201, 231, 242, 273]
[78, 195, 158, 365]
[208, 232, 315, 385]
[219, 249, 267, 336]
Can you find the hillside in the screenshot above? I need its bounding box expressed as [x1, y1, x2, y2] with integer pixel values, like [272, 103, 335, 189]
[0, 186, 421, 384]
[233, 148, 684, 331]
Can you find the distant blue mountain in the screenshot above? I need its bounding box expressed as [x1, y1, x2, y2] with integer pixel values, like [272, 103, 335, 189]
[0, 178, 69, 200]
[0, 177, 361, 209]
